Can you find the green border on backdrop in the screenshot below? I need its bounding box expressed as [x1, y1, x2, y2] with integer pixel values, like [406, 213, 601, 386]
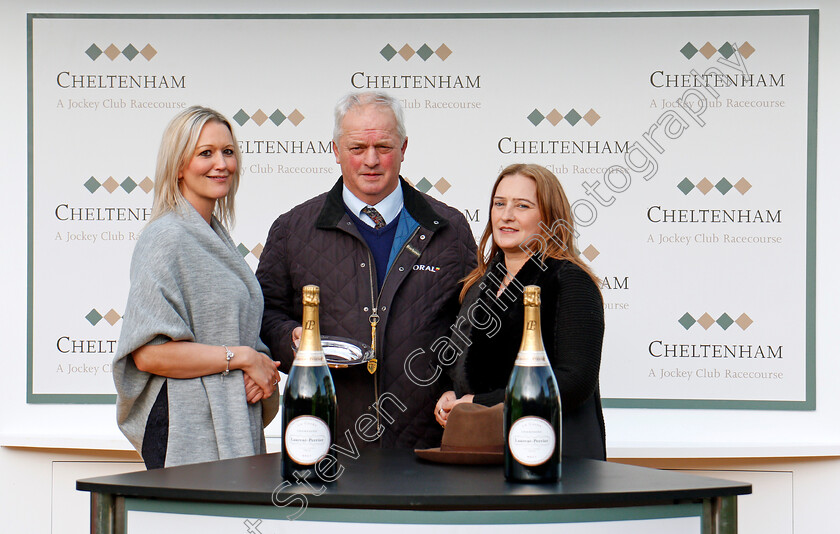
[27, 10, 817, 410]
[24, 14, 118, 405]
[124, 498, 703, 527]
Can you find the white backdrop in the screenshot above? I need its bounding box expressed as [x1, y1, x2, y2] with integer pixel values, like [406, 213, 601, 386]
[2, 0, 839, 456]
[29, 13, 814, 407]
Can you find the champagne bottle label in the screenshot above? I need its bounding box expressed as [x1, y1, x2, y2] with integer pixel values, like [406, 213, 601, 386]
[508, 416, 556, 466]
[284, 415, 331, 465]
[514, 350, 551, 367]
[292, 350, 327, 367]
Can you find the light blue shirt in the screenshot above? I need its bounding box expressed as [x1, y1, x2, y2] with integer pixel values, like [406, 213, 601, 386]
[342, 182, 404, 228]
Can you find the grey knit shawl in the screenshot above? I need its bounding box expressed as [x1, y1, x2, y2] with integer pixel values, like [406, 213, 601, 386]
[113, 203, 274, 467]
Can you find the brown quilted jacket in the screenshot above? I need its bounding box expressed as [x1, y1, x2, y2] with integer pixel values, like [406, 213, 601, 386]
[256, 177, 477, 449]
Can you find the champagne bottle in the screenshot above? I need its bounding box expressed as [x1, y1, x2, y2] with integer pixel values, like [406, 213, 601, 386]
[504, 285, 562, 482]
[282, 285, 337, 480]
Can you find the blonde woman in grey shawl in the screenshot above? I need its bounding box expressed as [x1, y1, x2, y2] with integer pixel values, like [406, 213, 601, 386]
[113, 106, 281, 468]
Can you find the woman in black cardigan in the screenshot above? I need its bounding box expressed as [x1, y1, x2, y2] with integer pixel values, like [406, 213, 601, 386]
[435, 163, 606, 460]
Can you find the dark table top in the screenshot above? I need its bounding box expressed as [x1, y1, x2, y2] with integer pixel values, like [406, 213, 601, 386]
[77, 449, 750, 510]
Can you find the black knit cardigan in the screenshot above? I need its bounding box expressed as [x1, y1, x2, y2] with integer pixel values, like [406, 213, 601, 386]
[450, 253, 607, 460]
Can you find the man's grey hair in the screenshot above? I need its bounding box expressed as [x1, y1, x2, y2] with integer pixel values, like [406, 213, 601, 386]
[333, 91, 406, 144]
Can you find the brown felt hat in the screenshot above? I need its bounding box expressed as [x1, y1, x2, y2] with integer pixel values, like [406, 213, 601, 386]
[415, 402, 504, 464]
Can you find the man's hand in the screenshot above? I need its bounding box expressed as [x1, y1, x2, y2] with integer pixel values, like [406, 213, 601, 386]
[291, 327, 302, 349]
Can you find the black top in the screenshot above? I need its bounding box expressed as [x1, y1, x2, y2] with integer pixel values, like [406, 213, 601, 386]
[77, 449, 750, 510]
[452, 254, 606, 460]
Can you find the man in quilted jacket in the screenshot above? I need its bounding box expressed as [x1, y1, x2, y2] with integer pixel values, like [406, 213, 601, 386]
[256, 91, 477, 450]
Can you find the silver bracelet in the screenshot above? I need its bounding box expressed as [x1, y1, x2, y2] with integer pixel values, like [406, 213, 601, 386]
[221, 345, 234, 380]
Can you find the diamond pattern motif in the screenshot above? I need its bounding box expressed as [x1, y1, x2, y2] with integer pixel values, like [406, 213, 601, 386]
[697, 313, 715, 330]
[84, 177, 100, 193]
[415, 178, 433, 194]
[122, 44, 139, 61]
[583, 109, 601, 126]
[85, 309, 103, 326]
[678, 313, 696, 330]
[416, 44, 434, 61]
[545, 109, 563, 126]
[527, 109, 544, 126]
[699, 42, 719, 59]
[287, 109, 305, 126]
[139, 177, 154, 193]
[677, 177, 695, 195]
[680, 41, 756, 60]
[251, 109, 268, 126]
[734, 178, 752, 194]
[715, 178, 733, 195]
[233, 108, 303, 126]
[735, 313, 753, 330]
[86, 43, 157, 61]
[103, 309, 122, 326]
[738, 41, 755, 59]
[380, 44, 397, 61]
[227, 243, 266, 260]
[581, 245, 600, 262]
[680, 42, 698, 59]
[435, 44, 452, 60]
[676, 177, 751, 195]
[717, 313, 734, 330]
[406, 178, 452, 196]
[86, 308, 123, 326]
[696, 178, 714, 194]
[528, 107, 599, 126]
[232, 109, 250, 126]
[83, 176, 154, 194]
[104, 44, 121, 60]
[269, 110, 286, 125]
[140, 44, 157, 60]
[85, 44, 102, 60]
[434, 178, 451, 194]
[398, 44, 415, 61]
[680, 312, 753, 330]
[121, 177, 138, 193]
[380, 43, 452, 61]
[102, 177, 120, 193]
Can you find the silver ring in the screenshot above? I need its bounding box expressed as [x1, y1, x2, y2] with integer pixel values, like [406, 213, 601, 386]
[272, 379, 278, 386]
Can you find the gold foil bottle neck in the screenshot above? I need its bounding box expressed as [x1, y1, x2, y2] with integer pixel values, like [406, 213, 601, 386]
[516, 285, 549, 366]
[302, 284, 320, 307]
[296, 285, 325, 363]
[523, 285, 541, 307]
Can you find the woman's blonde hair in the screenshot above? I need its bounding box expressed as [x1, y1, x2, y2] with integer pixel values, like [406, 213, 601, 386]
[150, 106, 241, 228]
[460, 163, 599, 301]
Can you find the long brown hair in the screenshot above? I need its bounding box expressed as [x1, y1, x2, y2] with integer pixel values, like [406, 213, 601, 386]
[460, 163, 599, 301]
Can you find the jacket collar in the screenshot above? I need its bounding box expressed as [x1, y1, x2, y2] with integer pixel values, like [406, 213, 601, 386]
[316, 176, 450, 232]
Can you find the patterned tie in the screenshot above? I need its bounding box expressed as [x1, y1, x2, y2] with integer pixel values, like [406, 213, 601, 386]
[361, 206, 387, 229]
